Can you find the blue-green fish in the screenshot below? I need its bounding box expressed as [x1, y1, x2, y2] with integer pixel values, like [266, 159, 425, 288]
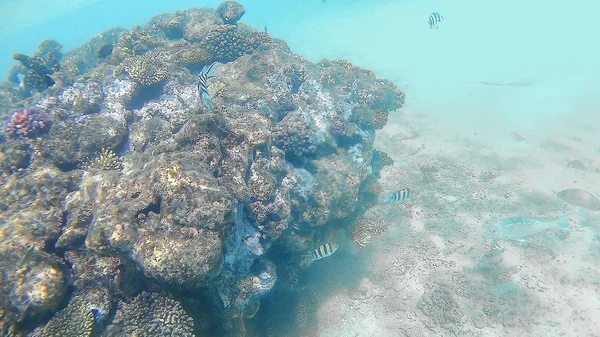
[484, 214, 573, 246]
[198, 61, 217, 109]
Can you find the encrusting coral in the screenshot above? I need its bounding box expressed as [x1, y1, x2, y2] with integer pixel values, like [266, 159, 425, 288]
[104, 292, 194, 337]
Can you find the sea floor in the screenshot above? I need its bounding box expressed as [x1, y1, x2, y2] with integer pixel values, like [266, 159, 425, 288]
[255, 97, 600, 336]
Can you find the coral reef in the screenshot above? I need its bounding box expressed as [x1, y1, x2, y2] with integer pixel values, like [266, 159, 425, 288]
[0, 241, 67, 318]
[0, 139, 31, 175]
[177, 43, 214, 67]
[199, 24, 271, 63]
[123, 52, 169, 86]
[216, 1, 246, 24]
[85, 148, 123, 171]
[104, 292, 194, 336]
[5, 107, 50, 139]
[0, 2, 404, 336]
[37, 295, 95, 337]
[10, 39, 62, 94]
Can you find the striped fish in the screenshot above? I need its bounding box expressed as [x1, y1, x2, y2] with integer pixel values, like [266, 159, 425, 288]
[428, 12, 444, 29]
[306, 243, 339, 261]
[383, 188, 411, 203]
[198, 61, 217, 109]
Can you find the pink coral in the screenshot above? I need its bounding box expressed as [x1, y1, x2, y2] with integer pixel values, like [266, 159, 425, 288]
[6, 107, 49, 139]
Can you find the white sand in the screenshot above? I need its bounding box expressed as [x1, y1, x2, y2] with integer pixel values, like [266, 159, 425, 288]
[306, 104, 600, 336]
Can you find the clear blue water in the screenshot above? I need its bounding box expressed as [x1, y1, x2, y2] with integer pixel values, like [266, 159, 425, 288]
[1, 0, 600, 336]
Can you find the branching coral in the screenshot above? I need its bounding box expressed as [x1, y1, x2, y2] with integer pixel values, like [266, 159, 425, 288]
[5, 107, 50, 139]
[86, 148, 123, 171]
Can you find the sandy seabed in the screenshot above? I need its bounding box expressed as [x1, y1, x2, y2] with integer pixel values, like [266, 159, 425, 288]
[300, 92, 600, 337]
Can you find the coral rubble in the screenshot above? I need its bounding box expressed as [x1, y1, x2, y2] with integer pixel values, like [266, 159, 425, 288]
[0, 2, 404, 336]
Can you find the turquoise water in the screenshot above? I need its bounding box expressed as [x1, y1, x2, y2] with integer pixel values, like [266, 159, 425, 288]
[3, 0, 599, 131]
[1, 0, 600, 336]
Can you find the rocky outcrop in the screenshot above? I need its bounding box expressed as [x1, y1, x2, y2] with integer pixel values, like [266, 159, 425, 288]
[0, 2, 404, 336]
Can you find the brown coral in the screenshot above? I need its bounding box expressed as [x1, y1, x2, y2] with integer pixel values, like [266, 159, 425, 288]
[86, 148, 123, 171]
[177, 43, 213, 66]
[216, 1, 246, 24]
[123, 53, 168, 86]
[105, 292, 194, 336]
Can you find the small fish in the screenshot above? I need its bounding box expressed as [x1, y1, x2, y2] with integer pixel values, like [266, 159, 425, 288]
[198, 61, 217, 109]
[510, 131, 529, 141]
[97, 44, 114, 59]
[17, 246, 35, 267]
[557, 188, 600, 211]
[428, 12, 444, 29]
[484, 214, 573, 246]
[383, 188, 411, 203]
[304, 243, 339, 261]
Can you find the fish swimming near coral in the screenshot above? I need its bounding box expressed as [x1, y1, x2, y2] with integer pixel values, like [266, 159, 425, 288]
[303, 243, 339, 262]
[484, 214, 573, 247]
[97, 44, 114, 59]
[429, 12, 444, 29]
[557, 188, 600, 211]
[198, 61, 217, 109]
[383, 188, 411, 203]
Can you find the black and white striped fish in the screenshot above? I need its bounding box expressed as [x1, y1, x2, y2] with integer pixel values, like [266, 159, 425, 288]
[428, 12, 444, 29]
[305, 243, 339, 261]
[198, 61, 217, 109]
[383, 188, 411, 203]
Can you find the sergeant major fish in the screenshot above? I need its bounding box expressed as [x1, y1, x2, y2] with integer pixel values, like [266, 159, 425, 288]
[303, 243, 339, 261]
[383, 188, 411, 203]
[198, 61, 217, 109]
[484, 214, 573, 247]
[429, 12, 444, 29]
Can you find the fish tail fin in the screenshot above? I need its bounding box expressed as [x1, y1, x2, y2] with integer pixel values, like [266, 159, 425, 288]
[382, 194, 395, 203]
[299, 254, 314, 267]
[301, 252, 315, 262]
[554, 213, 573, 232]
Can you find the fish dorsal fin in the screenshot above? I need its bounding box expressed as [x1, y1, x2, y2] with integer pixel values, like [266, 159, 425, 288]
[204, 61, 217, 78]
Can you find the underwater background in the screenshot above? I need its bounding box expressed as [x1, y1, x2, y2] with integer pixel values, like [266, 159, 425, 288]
[0, 0, 599, 336]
